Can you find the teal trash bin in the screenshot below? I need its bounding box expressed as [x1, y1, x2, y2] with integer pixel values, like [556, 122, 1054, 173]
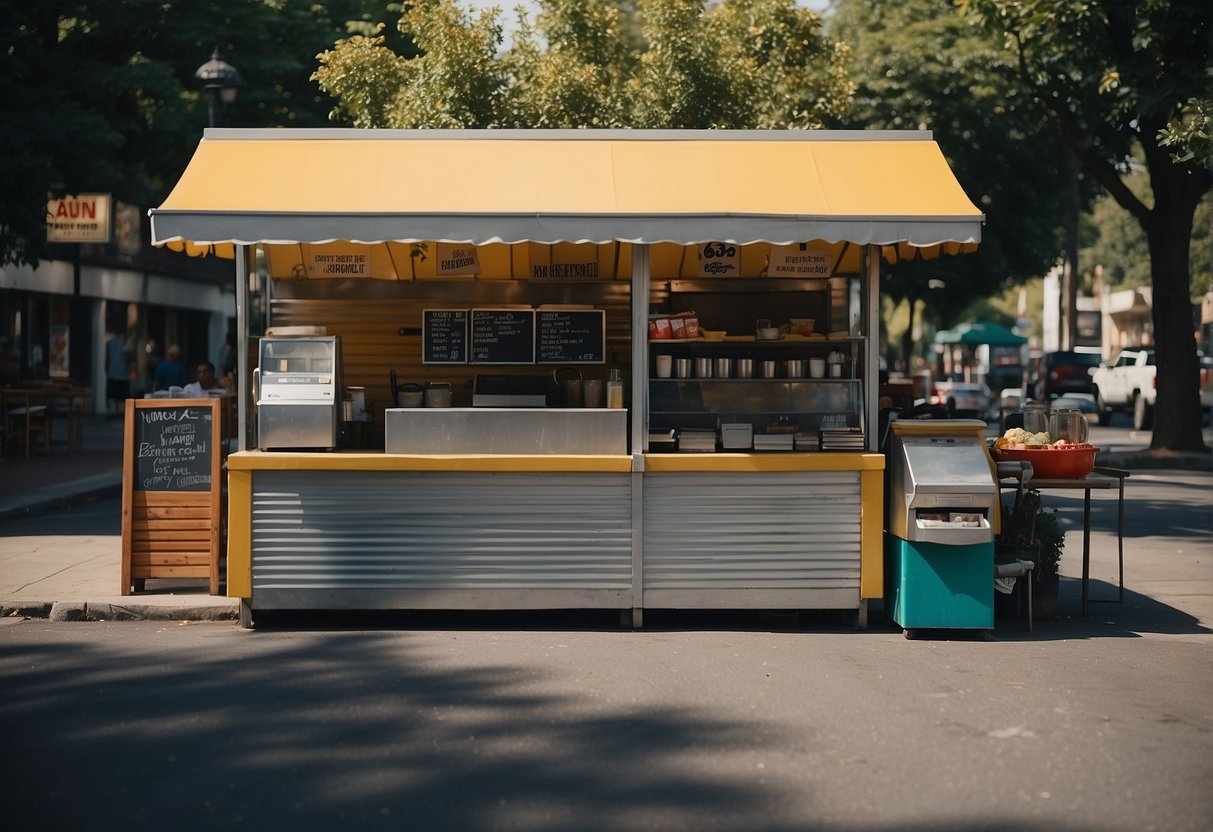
[884, 420, 998, 635]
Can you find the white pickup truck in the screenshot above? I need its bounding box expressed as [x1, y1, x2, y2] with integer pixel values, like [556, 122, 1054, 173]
[1091, 348, 1156, 429]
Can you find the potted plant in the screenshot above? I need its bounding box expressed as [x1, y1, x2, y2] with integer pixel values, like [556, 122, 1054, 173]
[995, 488, 1065, 619]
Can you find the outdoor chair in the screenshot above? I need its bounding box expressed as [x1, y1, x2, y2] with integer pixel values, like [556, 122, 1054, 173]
[2, 391, 52, 458]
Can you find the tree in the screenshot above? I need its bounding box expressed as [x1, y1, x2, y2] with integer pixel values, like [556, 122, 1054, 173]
[1, 0, 411, 268]
[831, 0, 1083, 375]
[964, 0, 1210, 453]
[313, 0, 853, 130]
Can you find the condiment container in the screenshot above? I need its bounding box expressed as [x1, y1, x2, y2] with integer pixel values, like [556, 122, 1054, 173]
[583, 378, 604, 408]
[606, 369, 625, 408]
[424, 382, 452, 407]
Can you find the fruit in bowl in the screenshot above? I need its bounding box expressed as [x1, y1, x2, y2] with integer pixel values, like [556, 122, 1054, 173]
[990, 428, 1098, 478]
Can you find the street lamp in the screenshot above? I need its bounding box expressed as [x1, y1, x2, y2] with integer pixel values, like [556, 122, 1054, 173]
[194, 48, 241, 128]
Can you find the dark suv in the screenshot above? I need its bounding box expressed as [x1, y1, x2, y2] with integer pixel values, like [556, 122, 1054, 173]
[1033, 350, 1101, 400]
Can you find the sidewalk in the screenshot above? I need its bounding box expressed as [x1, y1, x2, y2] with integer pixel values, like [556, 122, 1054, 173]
[1, 415, 238, 621]
[2, 415, 1210, 623]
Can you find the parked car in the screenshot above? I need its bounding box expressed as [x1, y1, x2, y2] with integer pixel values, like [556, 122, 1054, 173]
[1033, 350, 1101, 401]
[1091, 347, 1157, 428]
[1049, 393, 1098, 419]
[929, 380, 991, 419]
[1092, 347, 1211, 429]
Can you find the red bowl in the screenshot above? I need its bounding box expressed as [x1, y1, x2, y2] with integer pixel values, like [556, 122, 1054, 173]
[990, 444, 1099, 479]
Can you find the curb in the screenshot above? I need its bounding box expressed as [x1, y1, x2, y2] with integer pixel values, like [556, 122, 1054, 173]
[3, 601, 239, 622]
[0, 480, 123, 523]
[1097, 450, 1213, 471]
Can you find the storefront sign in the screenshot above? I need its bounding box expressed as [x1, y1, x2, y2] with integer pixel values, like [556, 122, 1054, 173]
[47, 193, 111, 243]
[436, 243, 480, 276]
[529, 242, 601, 282]
[697, 242, 740, 277]
[304, 250, 370, 277]
[768, 244, 833, 278]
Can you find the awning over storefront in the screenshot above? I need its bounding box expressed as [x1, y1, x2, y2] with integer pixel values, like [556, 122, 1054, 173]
[150, 128, 983, 275]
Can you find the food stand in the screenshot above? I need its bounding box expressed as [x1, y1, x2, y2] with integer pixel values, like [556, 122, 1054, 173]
[150, 129, 983, 628]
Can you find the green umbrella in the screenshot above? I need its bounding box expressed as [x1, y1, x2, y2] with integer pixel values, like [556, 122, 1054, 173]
[934, 321, 1027, 347]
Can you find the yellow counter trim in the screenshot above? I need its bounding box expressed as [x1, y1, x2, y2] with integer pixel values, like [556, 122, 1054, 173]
[643, 453, 886, 473]
[227, 469, 251, 599]
[860, 467, 884, 599]
[226, 450, 633, 473]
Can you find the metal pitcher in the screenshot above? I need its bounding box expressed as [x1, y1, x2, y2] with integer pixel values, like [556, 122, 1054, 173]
[1048, 408, 1089, 445]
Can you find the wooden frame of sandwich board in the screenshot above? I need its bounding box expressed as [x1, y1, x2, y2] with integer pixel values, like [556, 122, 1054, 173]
[121, 398, 222, 595]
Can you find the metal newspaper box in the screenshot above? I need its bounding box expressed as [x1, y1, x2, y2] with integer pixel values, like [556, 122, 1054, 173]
[885, 419, 996, 634]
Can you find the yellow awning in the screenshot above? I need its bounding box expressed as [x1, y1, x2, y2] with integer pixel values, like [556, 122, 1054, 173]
[151, 128, 982, 269]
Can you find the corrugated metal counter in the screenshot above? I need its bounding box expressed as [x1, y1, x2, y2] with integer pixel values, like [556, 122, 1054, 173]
[226, 451, 883, 627]
[227, 452, 635, 623]
[642, 454, 885, 626]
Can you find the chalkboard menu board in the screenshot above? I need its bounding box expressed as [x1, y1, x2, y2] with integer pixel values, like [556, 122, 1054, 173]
[537, 310, 606, 364]
[470, 309, 535, 364]
[134, 404, 214, 491]
[422, 309, 469, 364]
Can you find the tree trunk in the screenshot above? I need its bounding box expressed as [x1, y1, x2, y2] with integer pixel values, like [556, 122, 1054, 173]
[1142, 142, 1210, 453]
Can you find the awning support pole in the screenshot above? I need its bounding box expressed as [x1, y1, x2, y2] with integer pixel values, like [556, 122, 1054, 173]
[864, 245, 880, 452]
[235, 245, 249, 451]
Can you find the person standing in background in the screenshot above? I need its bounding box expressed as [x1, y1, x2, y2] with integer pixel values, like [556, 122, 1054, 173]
[105, 331, 132, 416]
[154, 344, 187, 391]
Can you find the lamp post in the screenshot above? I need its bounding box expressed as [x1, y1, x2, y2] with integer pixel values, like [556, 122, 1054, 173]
[194, 48, 241, 128]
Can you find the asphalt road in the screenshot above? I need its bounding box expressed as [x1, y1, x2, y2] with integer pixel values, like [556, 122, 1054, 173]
[3, 420, 1210, 831]
[2, 614, 1211, 832]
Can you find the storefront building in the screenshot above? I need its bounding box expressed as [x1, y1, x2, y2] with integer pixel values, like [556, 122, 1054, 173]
[151, 129, 983, 628]
[1, 218, 234, 412]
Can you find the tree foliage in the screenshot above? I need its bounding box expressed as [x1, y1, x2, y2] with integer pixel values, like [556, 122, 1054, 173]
[314, 0, 854, 130]
[831, 0, 1080, 333]
[1, 0, 411, 268]
[963, 0, 1211, 452]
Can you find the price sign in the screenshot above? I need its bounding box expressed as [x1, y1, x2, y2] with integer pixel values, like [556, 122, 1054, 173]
[423, 309, 469, 364]
[537, 310, 605, 364]
[470, 309, 535, 364]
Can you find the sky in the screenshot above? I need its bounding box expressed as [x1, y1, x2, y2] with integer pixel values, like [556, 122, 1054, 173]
[461, 0, 833, 43]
